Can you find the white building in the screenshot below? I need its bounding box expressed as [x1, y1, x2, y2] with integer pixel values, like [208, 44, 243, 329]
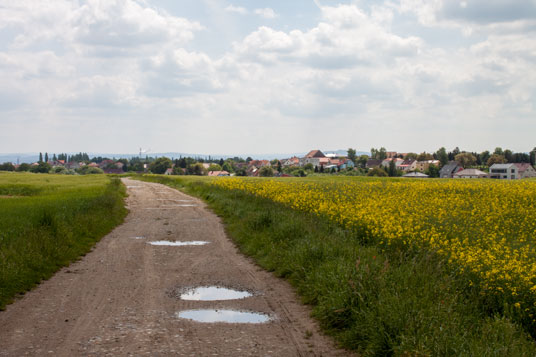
[489, 163, 518, 180]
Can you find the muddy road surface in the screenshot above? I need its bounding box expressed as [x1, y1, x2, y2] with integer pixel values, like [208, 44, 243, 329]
[0, 178, 346, 356]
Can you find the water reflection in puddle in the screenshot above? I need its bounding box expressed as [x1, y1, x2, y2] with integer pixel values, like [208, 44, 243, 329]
[180, 287, 252, 301]
[176, 309, 271, 324]
[149, 241, 209, 246]
[156, 199, 194, 202]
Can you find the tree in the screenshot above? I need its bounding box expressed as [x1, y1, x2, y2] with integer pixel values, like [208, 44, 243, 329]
[16, 163, 31, 172]
[347, 148, 357, 164]
[417, 152, 434, 161]
[77, 166, 103, 175]
[370, 147, 387, 160]
[504, 149, 513, 163]
[426, 164, 440, 178]
[39, 152, 43, 163]
[479, 151, 491, 166]
[436, 147, 448, 167]
[31, 162, 51, 173]
[405, 153, 418, 160]
[246, 157, 253, 163]
[149, 157, 172, 174]
[388, 160, 397, 177]
[367, 167, 387, 177]
[0, 162, 15, 171]
[277, 161, 282, 173]
[455, 153, 477, 168]
[44, 153, 49, 163]
[208, 164, 222, 172]
[304, 163, 314, 171]
[487, 154, 507, 167]
[494, 147, 504, 156]
[222, 162, 233, 173]
[259, 166, 274, 177]
[357, 155, 368, 168]
[531, 148, 536, 166]
[52, 153, 57, 161]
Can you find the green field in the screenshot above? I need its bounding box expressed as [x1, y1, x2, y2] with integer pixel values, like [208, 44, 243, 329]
[136, 174, 536, 356]
[0, 172, 127, 309]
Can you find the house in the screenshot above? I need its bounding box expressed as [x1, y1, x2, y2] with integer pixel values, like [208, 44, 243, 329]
[439, 161, 463, 178]
[402, 172, 429, 178]
[415, 160, 440, 172]
[514, 163, 536, 179]
[339, 159, 355, 170]
[164, 168, 173, 175]
[208, 171, 230, 177]
[366, 159, 382, 169]
[453, 168, 488, 179]
[98, 159, 115, 169]
[88, 162, 99, 168]
[489, 163, 519, 180]
[381, 158, 404, 168]
[282, 157, 300, 167]
[386, 151, 398, 159]
[248, 160, 270, 168]
[399, 159, 417, 172]
[300, 150, 326, 167]
[202, 163, 211, 169]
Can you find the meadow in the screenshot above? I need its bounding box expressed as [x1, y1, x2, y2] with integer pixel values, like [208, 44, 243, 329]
[0, 172, 127, 309]
[138, 174, 536, 355]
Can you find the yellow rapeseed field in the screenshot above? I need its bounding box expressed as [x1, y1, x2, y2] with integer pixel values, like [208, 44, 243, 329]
[212, 177, 536, 321]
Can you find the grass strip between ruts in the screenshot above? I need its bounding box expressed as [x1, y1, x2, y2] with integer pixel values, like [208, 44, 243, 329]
[135, 174, 536, 356]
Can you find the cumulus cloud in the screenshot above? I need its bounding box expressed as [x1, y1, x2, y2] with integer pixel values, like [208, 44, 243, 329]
[1, 1, 535, 154]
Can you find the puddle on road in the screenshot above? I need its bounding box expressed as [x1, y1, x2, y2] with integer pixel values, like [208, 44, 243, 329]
[176, 309, 271, 324]
[148, 241, 209, 246]
[126, 186, 142, 188]
[156, 199, 194, 203]
[163, 204, 197, 207]
[180, 287, 252, 301]
[133, 236, 145, 240]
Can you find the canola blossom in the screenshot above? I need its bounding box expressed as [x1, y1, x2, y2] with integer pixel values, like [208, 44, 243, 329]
[211, 177, 536, 322]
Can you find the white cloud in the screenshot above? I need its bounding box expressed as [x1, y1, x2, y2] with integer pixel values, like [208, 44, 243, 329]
[254, 8, 277, 19]
[224, 5, 248, 15]
[1, 1, 535, 154]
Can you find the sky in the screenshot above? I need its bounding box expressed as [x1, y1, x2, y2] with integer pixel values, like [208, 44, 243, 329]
[0, 0, 535, 156]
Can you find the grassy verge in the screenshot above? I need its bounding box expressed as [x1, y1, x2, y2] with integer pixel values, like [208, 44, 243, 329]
[135, 175, 536, 356]
[0, 173, 127, 309]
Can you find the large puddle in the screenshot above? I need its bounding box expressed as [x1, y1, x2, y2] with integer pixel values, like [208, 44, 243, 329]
[180, 287, 252, 301]
[148, 241, 209, 246]
[176, 309, 271, 324]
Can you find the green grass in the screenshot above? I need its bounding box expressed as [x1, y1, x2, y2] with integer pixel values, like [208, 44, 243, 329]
[135, 174, 536, 356]
[0, 172, 127, 309]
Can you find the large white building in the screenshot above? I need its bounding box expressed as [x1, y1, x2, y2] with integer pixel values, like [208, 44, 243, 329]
[489, 163, 518, 180]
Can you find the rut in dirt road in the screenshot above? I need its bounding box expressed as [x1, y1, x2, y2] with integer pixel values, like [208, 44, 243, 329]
[0, 178, 347, 356]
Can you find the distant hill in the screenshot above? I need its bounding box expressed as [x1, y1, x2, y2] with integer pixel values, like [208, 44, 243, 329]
[0, 149, 370, 164]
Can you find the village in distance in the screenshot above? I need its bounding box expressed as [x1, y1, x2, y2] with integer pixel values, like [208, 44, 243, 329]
[1, 147, 536, 180]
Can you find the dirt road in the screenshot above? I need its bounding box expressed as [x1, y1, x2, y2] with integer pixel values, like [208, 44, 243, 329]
[0, 178, 345, 356]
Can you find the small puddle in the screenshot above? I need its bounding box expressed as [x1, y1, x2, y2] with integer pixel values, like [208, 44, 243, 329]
[126, 185, 142, 188]
[163, 204, 197, 207]
[148, 241, 209, 246]
[180, 287, 252, 301]
[176, 309, 271, 324]
[133, 236, 145, 240]
[156, 199, 194, 202]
